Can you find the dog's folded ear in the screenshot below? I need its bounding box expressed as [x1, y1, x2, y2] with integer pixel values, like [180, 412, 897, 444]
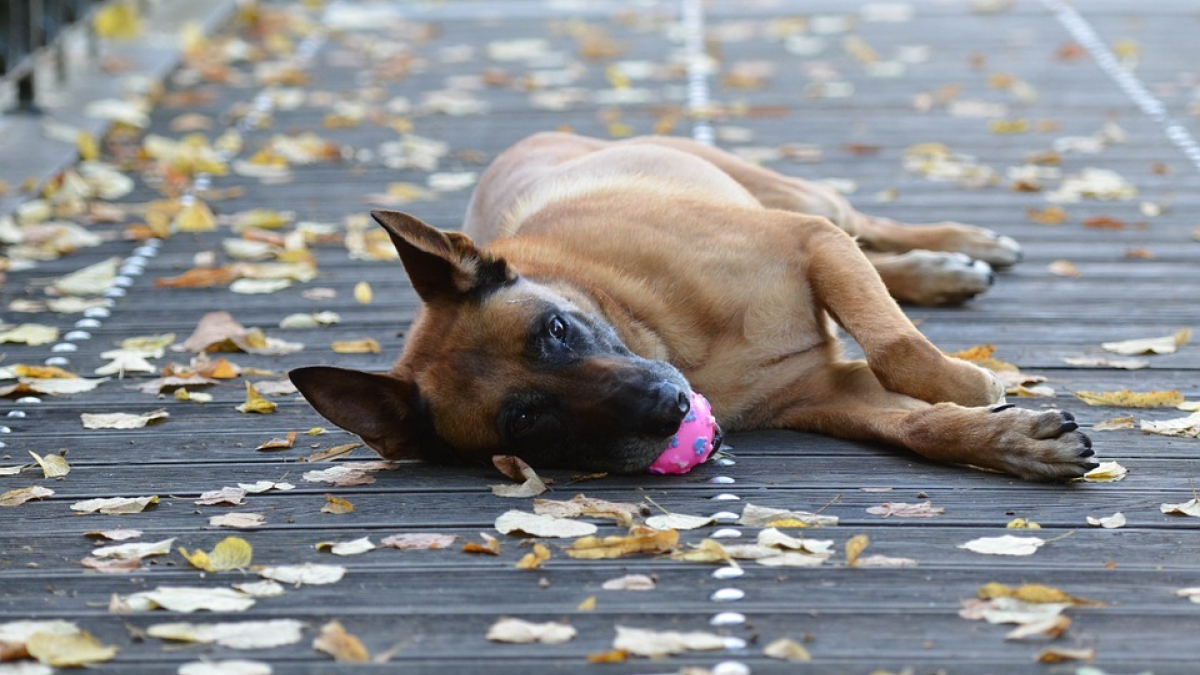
[289, 366, 431, 461]
[370, 210, 514, 302]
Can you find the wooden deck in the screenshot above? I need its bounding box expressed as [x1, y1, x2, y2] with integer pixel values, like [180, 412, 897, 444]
[2, 0, 1198, 673]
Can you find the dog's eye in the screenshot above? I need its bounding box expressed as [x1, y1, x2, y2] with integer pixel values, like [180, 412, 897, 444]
[547, 316, 567, 341]
[511, 411, 539, 435]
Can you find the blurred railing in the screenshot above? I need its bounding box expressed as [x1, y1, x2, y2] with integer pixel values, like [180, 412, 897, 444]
[1, 0, 109, 111]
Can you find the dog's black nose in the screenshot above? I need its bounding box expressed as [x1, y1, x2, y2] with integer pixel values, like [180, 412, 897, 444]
[642, 382, 690, 436]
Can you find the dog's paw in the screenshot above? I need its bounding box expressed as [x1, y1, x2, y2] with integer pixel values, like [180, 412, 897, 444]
[931, 222, 1023, 268]
[988, 408, 1097, 481]
[890, 250, 994, 306]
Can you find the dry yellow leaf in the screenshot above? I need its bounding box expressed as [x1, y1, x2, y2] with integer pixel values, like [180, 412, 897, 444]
[354, 281, 373, 304]
[1006, 518, 1041, 529]
[29, 451, 70, 479]
[173, 200, 217, 233]
[322, 494, 356, 514]
[516, 543, 552, 570]
[313, 620, 370, 662]
[1026, 205, 1068, 224]
[0, 485, 55, 507]
[1083, 461, 1128, 482]
[670, 538, 731, 564]
[978, 582, 1095, 605]
[77, 131, 99, 162]
[331, 338, 380, 354]
[1094, 416, 1135, 431]
[179, 536, 253, 572]
[1075, 389, 1184, 408]
[1047, 260, 1081, 278]
[463, 532, 500, 555]
[14, 364, 77, 379]
[567, 526, 679, 559]
[577, 596, 597, 611]
[26, 630, 118, 666]
[764, 637, 812, 662]
[92, 0, 141, 40]
[845, 534, 870, 566]
[236, 381, 277, 414]
[1101, 328, 1191, 355]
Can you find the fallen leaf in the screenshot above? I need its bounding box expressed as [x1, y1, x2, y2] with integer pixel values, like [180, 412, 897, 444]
[1047, 260, 1080, 278]
[0, 324, 59, 346]
[330, 338, 380, 354]
[845, 534, 870, 566]
[70, 495, 158, 515]
[739, 503, 839, 527]
[313, 620, 370, 662]
[303, 465, 375, 486]
[1006, 615, 1072, 641]
[195, 486, 247, 506]
[612, 626, 727, 657]
[51, 258, 118, 296]
[178, 660, 273, 675]
[866, 501, 944, 518]
[491, 455, 548, 498]
[317, 537, 375, 556]
[854, 554, 920, 568]
[256, 432, 298, 451]
[1141, 412, 1200, 438]
[1087, 512, 1126, 529]
[495, 510, 597, 538]
[147, 620, 305, 649]
[1174, 588, 1200, 604]
[645, 513, 714, 531]
[1076, 389, 1183, 408]
[1036, 646, 1095, 663]
[258, 563, 346, 586]
[81, 410, 168, 430]
[671, 538, 733, 564]
[380, 533, 457, 550]
[486, 618, 575, 644]
[91, 537, 175, 560]
[0, 486, 49, 508]
[1160, 499, 1200, 518]
[28, 451, 69, 479]
[1101, 328, 1191, 355]
[1094, 416, 1136, 431]
[304, 442, 362, 463]
[354, 281, 373, 304]
[209, 512, 266, 529]
[236, 382, 277, 414]
[764, 637, 811, 661]
[1026, 205, 1068, 224]
[1082, 461, 1128, 482]
[84, 528, 142, 541]
[533, 494, 641, 524]
[958, 535, 1045, 556]
[123, 586, 256, 613]
[178, 537, 253, 572]
[602, 574, 656, 591]
[515, 543, 552, 569]
[25, 630, 118, 666]
[567, 526, 678, 559]
[463, 532, 501, 555]
[1007, 518, 1041, 530]
[322, 494, 357, 514]
[238, 481, 295, 494]
[231, 581, 285, 598]
[81, 557, 142, 573]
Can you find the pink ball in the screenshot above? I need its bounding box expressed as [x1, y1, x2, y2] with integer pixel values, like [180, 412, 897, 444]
[648, 391, 718, 475]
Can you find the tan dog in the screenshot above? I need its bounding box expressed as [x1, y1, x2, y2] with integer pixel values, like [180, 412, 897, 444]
[290, 132, 1095, 480]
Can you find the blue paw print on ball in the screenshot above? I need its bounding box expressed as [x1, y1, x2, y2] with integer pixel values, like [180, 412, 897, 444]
[693, 437, 708, 455]
[684, 410, 697, 423]
[669, 436, 680, 448]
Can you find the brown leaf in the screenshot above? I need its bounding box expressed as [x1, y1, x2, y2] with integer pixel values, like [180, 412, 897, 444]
[256, 431, 298, 451]
[491, 455, 549, 497]
[1036, 647, 1095, 663]
[313, 620, 370, 662]
[463, 532, 500, 555]
[515, 543, 552, 570]
[379, 533, 457, 550]
[566, 526, 679, 559]
[1075, 389, 1184, 408]
[321, 494, 355, 514]
[0, 486, 55, 507]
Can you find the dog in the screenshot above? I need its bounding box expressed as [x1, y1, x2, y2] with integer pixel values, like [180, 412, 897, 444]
[290, 132, 1096, 480]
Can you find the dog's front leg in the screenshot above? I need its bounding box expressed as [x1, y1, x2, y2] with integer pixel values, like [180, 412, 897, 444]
[780, 362, 1097, 481]
[795, 216, 1005, 408]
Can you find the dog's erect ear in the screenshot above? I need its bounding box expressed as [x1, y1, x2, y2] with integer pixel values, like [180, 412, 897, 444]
[289, 366, 431, 461]
[370, 210, 513, 302]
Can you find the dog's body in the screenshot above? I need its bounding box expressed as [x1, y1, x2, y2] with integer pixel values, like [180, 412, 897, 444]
[291, 132, 1095, 480]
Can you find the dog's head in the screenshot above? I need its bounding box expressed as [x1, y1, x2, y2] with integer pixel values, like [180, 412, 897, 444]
[289, 210, 707, 473]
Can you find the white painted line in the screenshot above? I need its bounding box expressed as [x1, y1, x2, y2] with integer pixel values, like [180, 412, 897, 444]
[1044, 0, 1200, 171]
[681, 0, 715, 145]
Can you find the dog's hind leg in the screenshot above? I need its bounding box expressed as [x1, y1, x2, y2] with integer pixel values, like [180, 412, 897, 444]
[792, 216, 1004, 408]
[777, 361, 1096, 481]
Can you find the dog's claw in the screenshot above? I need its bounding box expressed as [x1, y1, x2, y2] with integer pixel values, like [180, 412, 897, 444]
[1083, 461, 1101, 471]
[1079, 448, 1095, 458]
[990, 403, 1016, 413]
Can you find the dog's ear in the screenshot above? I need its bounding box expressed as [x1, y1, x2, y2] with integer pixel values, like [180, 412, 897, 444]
[370, 210, 514, 302]
[289, 366, 431, 461]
